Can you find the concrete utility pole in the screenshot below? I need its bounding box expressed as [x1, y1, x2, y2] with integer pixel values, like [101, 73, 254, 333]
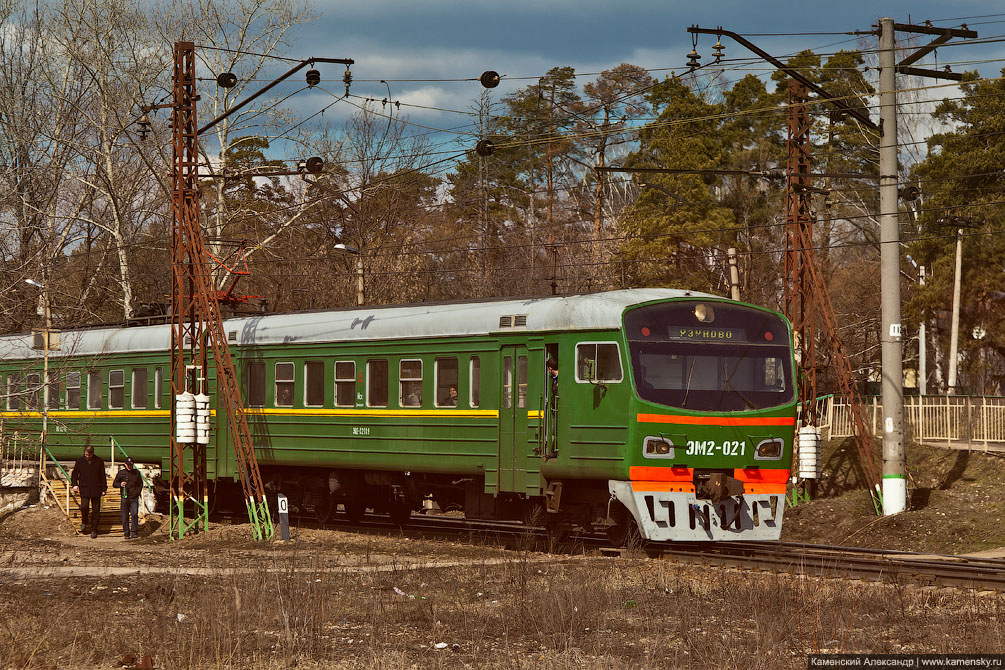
[356, 255, 365, 306]
[878, 17, 905, 515]
[919, 265, 926, 395]
[947, 229, 963, 393]
[876, 18, 976, 515]
[727, 247, 740, 301]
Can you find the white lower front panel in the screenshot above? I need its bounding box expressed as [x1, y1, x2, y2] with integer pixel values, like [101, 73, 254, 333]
[609, 480, 785, 542]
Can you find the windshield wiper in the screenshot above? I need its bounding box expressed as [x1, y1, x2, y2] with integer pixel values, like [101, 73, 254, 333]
[721, 361, 756, 410]
[681, 359, 696, 408]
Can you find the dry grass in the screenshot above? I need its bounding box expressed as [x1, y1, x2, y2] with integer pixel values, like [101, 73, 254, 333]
[3, 538, 1005, 669]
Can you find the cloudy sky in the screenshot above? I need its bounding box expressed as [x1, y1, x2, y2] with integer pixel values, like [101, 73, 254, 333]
[255, 1, 1005, 163]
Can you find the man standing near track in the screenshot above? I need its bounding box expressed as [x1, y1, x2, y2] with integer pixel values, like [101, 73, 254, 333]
[71, 445, 107, 538]
[112, 457, 143, 539]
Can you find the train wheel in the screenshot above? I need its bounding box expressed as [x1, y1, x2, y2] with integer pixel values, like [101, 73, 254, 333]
[343, 500, 366, 523]
[313, 491, 335, 524]
[388, 501, 412, 527]
[605, 503, 641, 547]
[303, 479, 334, 524]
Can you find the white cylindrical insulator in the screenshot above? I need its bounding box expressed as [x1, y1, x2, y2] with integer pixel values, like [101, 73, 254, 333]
[797, 426, 822, 479]
[175, 392, 197, 442]
[194, 393, 210, 443]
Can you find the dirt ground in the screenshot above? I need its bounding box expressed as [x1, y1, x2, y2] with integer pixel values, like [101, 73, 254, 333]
[2, 440, 1004, 669]
[783, 439, 1005, 554]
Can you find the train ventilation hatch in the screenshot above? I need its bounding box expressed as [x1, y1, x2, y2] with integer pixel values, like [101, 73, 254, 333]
[498, 314, 528, 329]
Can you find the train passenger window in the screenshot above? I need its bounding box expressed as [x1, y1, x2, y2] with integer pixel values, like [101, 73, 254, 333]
[132, 369, 148, 409]
[66, 372, 81, 410]
[7, 376, 19, 411]
[245, 362, 266, 407]
[154, 367, 163, 409]
[400, 359, 422, 407]
[367, 360, 388, 407]
[575, 343, 623, 383]
[25, 374, 40, 411]
[6, 376, 19, 411]
[87, 370, 101, 409]
[275, 362, 295, 407]
[435, 357, 458, 407]
[469, 356, 480, 408]
[109, 370, 125, 409]
[334, 361, 356, 407]
[305, 361, 324, 407]
[517, 356, 528, 409]
[502, 356, 513, 409]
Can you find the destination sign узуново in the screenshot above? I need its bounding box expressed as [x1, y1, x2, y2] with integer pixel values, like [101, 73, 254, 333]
[668, 327, 746, 342]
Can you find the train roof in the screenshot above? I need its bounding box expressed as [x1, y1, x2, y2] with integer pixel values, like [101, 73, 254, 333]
[0, 289, 721, 360]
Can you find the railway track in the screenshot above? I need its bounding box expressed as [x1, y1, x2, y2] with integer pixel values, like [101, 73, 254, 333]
[219, 508, 1005, 592]
[643, 540, 1005, 592]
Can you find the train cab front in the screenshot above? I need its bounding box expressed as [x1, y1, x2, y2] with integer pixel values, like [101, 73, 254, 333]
[609, 298, 797, 542]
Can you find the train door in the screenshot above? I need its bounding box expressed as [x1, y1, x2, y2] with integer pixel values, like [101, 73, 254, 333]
[498, 345, 531, 492]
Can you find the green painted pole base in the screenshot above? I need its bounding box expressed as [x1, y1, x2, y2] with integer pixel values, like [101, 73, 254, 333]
[870, 485, 884, 516]
[169, 494, 210, 540]
[787, 484, 812, 508]
[246, 497, 275, 541]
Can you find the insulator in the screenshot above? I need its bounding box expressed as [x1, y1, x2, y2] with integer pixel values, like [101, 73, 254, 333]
[479, 70, 500, 88]
[216, 72, 238, 88]
[712, 39, 725, 62]
[305, 68, 321, 87]
[305, 156, 324, 173]
[138, 114, 151, 140]
[343, 66, 352, 96]
[686, 49, 701, 69]
[475, 139, 495, 156]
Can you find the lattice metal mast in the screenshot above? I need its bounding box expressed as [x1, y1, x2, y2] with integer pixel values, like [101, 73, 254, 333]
[167, 41, 272, 540]
[168, 42, 209, 539]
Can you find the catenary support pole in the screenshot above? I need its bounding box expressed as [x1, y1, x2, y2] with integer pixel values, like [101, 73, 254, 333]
[879, 17, 906, 515]
[919, 266, 926, 395]
[947, 230, 963, 393]
[727, 247, 740, 301]
[356, 256, 364, 306]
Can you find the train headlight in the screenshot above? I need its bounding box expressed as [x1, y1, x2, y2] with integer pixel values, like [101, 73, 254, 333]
[694, 303, 715, 323]
[754, 438, 784, 460]
[644, 436, 674, 458]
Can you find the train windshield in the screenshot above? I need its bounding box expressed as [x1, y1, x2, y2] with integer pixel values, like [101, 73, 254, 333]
[624, 301, 795, 412]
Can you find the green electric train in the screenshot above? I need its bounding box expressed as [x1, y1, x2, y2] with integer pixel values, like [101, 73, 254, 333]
[0, 289, 796, 543]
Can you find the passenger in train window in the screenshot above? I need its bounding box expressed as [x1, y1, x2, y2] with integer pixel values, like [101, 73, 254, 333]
[546, 357, 559, 399]
[442, 385, 458, 406]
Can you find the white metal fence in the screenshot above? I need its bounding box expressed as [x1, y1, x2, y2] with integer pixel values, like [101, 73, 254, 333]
[819, 395, 1005, 447]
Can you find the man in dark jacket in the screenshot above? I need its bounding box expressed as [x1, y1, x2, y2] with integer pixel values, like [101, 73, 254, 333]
[71, 445, 107, 538]
[112, 458, 143, 539]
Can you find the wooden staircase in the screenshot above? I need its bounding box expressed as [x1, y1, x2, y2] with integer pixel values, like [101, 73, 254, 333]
[44, 472, 126, 536]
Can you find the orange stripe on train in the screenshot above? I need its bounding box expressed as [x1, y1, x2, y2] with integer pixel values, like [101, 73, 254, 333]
[629, 465, 693, 482]
[636, 413, 796, 426]
[629, 481, 786, 495]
